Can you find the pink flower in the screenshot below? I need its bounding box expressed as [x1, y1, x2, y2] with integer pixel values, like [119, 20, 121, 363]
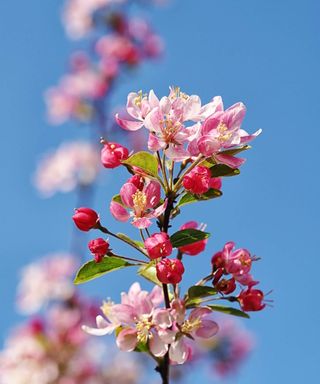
[194, 100, 261, 167]
[215, 277, 236, 295]
[238, 287, 266, 312]
[100, 141, 129, 168]
[73, 207, 99, 231]
[156, 259, 185, 284]
[225, 248, 252, 276]
[169, 301, 219, 364]
[182, 166, 211, 194]
[115, 90, 159, 131]
[110, 178, 166, 228]
[209, 177, 222, 190]
[88, 238, 110, 262]
[144, 232, 173, 259]
[178, 221, 207, 256]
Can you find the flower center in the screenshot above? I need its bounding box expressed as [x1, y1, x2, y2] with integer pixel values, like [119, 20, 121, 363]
[181, 317, 202, 334]
[160, 118, 181, 143]
[217, 122, 232, 143]
[101, 299, 114, 317]
[136, 315, 153, 343]
[134, 90, 145, 108]
[133, 190, 147, 216]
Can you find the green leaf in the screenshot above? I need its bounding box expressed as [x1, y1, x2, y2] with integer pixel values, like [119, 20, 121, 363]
[138, 263, 161, 286]
[178, 189, 222, 207]
[210, 164, 240, 177]
[112, 194, 124, 206]
[219, 145, 251, 156]
[134, 342, 149, 353]
[122, 151, 158, 177]
[170, 229, 210, 248]
[185, 286, 218, 307]
[116, 233, 145, 250]
[188, 286, 218, 299]
[207, 305, 250, 319]
[74, 256, 134, 285]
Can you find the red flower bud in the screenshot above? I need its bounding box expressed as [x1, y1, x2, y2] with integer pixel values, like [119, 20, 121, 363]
[144, 232, 173, 260]
[72, 207, 99, 231]
[238, 287, 266, 312]
[156, 258, 185, 284]
[101, 142, 129, 168]
[209, 177, 222, 190]
[216, 277, 236, 295]
[88, 238, 110, 263]
[182, 166, 211, 194]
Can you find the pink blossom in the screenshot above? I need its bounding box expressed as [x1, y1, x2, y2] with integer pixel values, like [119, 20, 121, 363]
[182, 166, 211, 194]
[110, 178, 166, 228]
[169, 301, 219, 364]
[191, 100, 261, 167]
[34, 141, 100, 197]
[178, 221, 207, 256]
[16, 254, 76, 314]
[156, 258, 185, 284]
[144, 232, 173, 259]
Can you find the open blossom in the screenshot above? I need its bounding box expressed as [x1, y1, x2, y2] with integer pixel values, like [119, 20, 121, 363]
[110, 177, 166, 228]
[101, 141, 129, 168]
[169, 301, 219, 364]
[179, 221, 208, 256]
[144, 232, 173, 259]
[189, 98, 262, 168]
[16, 254, 77, 314]
[83, 283, 175, 357]
[34, 141, 100, 197]
[156, 258, 185, 284]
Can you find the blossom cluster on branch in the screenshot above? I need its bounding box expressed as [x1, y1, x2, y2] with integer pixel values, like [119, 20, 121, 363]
[71, 87, 267, 383]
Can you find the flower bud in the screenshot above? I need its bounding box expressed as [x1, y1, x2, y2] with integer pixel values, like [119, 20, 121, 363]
[182, 166, 211, 194]
[238, 287, 265, 311]
[215, 277, 236, 294]
[72, 207, 99, 231]
[209, 177, 222, 190]
[156, 258, 185, 284]
[88, 238, 110, 263]
[101, 142, 129, 168]
[144, 232, 173, 260]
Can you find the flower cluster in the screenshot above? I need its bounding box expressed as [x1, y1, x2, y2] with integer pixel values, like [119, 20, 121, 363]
[47, 3, 163, 126]
[71, 88, 267, 383]
[212, 242, 266, 311]
[34, 141, 100, 197]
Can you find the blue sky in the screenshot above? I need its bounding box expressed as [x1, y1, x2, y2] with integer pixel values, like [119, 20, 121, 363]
[1, 0, 319, 383]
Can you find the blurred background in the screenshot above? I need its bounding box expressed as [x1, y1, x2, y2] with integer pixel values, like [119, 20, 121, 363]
[1, 0, 319, 382]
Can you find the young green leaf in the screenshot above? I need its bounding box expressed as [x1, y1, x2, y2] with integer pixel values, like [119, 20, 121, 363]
[178, 189, 222, 207]
[207, 305, 250, 319]
[170, 228, 210, 248]
[188, 285, 218, 299]
[74, 256, 135, 285]
[138, 263, 161, 286]
[122, 151, 158, 177]
[112, 194, 125, 206]
[210, 164, 240, 177]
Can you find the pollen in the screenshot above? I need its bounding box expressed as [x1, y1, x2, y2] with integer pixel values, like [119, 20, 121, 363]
[217, 122, 232, 143]
[136, 315, 152, 343]
[133, 190, 147, 215]
[134, 90, 143, 108]
[101, 299, 114, 317]
[181, 317, 202, 334]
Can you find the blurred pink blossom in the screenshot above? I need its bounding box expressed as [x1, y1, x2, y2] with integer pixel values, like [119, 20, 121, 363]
[34, 141, 100, 197]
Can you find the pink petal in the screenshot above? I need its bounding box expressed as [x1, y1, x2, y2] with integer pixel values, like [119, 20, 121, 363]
[132, 217, 152, 229]
[116, 328, 138, 352]
[197, 135, 221, 156]
[148, 89, 160, 109]
[120, 182, 137, 207]
[158, 328, 177, 344]
[189, 307, 212, 321]
[148, 133, 162, 151]
[153, 309, 172, 329]
[195, 319, 219, 338]
[82, 315, 116, 336]
[149, 331, 168, 357]
[111, 304, 135, 324]
[240, 128, 262, 144]
[169, 338, 189, 365]
[144, 180, 161, 208]
[215, 154, 246, 168]
[223, 102, 246, 130]
[110, 201, 130, 222]
[115, 114, 144, 131]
